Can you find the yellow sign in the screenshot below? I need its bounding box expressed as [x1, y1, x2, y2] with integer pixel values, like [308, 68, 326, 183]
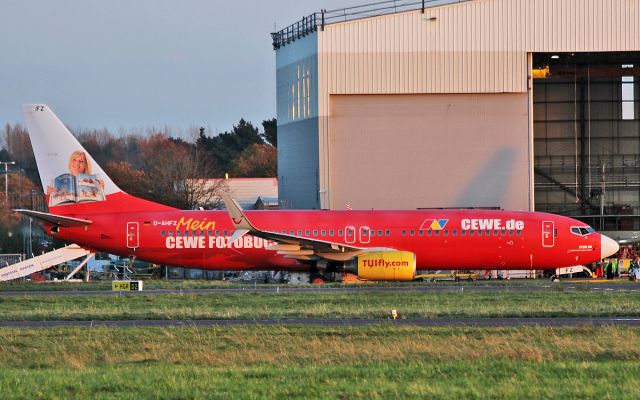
[532, 66, 550, 79]
[112, 281, 143, 291]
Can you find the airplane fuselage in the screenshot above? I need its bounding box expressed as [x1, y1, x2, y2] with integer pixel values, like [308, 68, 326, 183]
[52, 208, 605, 271]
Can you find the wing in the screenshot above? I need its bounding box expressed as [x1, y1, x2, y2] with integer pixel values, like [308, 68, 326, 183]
[14, 209, 92, 227]
[221, 194, 394, 262]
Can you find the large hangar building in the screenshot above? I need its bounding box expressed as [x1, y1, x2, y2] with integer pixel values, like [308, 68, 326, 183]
[272, 0, 640, 228]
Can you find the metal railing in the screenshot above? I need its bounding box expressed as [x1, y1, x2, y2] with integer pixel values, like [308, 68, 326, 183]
[271, 0, 471, 49]
[271, 13, 320, 50]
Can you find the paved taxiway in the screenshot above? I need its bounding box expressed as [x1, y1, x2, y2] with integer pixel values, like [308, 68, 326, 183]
[1, 282, 639, 298]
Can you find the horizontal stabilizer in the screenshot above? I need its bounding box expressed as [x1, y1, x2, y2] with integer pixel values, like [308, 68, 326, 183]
[14, 209, 92, 227]
[0, 244, 90, 282]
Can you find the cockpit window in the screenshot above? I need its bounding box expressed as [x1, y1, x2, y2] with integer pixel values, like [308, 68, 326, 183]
[571, 226, 595, 236]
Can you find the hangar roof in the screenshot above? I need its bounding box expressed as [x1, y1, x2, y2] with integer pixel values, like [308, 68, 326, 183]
[272, 0, 468, 49]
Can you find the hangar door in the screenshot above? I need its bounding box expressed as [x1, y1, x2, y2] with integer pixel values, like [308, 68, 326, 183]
[328, 93, 531, 210]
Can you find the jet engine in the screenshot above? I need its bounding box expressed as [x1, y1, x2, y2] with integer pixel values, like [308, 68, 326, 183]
[356, 251, 416, 281]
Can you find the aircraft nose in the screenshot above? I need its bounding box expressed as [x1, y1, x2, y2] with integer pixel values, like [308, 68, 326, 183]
[600, 235, 619, 259]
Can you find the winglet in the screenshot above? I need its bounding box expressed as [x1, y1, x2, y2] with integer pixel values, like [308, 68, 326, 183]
[221, 192, 256, 246]
[222, 193, 255, 230]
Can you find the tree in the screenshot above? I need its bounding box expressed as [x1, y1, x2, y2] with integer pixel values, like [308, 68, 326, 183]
[77, 129, 129, 169]
[231, 144, 277, 178]
[104, 161, 152, 199]
[0, 198, 24, 253]
[7, 172, 39, 208]
[197, 119, 264, 176]
[261, 118, 277, 147]
[140, 134, 224, 209]
[2, 124, 38, 184]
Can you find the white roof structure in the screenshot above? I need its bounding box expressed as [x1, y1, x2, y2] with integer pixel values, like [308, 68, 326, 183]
[210, 178, 278, 209]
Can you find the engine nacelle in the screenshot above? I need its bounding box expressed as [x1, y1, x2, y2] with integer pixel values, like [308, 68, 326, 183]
[357, 251, 416, 281]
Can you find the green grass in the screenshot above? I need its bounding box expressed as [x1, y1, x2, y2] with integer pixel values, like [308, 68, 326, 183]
[0, 325, 638, 399]
[0, 289, 639, 321]
[1, 285, 639, 398]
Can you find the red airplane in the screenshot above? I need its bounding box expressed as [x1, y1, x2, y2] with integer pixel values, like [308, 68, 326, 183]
[17, 104, 619, 281]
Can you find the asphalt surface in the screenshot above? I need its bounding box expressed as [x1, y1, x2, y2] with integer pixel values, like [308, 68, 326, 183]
[2, 317, 640, 329]
[1, 282, 639, 297]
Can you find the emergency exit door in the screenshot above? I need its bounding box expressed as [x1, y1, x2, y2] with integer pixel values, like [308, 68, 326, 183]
[127, 222, 139, 249]
[542, 221, 554, 248]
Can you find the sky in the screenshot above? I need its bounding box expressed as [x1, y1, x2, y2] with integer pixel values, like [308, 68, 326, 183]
[0, 0, 354, 135]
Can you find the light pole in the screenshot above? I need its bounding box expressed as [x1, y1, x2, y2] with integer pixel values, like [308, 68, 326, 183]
[0, 161, 16, 205]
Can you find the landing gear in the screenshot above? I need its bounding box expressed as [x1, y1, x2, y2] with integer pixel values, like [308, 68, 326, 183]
[309, 273, 326, 284]
[308, 261, 326, 284]
[304, 260, 344, 284]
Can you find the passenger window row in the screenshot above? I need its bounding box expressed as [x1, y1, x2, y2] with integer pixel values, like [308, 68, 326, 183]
[159, 228, 523, 238]
[161, 230, 227, 237]
[402, 229, 522, 237]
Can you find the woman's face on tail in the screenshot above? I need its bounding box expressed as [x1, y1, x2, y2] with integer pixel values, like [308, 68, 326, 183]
[70, 154, 87, 175]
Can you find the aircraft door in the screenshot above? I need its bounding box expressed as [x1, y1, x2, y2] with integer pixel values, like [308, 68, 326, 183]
[542, 221, 554, 248]
[127, 222, 139, 249]
[345, 226, 356, 244]
[359, 226, 370, 244]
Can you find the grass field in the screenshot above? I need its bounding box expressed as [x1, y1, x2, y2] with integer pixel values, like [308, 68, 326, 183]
[1, 282, 639, 398]
[0, 325, 638, 399]
[0, 287, 639, 321]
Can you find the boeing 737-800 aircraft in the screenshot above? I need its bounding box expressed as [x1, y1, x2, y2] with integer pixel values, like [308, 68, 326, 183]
[16, 104, 619, 281]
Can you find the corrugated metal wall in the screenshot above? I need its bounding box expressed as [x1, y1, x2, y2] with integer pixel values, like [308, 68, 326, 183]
[313, 0, 639, 209]
[329, 93, 531, 210]
[317, 0, 639, 96]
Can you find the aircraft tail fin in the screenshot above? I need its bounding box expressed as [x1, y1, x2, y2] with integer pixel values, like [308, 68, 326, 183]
[22, 104, 175, 215]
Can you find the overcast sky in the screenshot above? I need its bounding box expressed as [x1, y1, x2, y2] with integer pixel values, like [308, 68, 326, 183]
[0, 0, 353, 135]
